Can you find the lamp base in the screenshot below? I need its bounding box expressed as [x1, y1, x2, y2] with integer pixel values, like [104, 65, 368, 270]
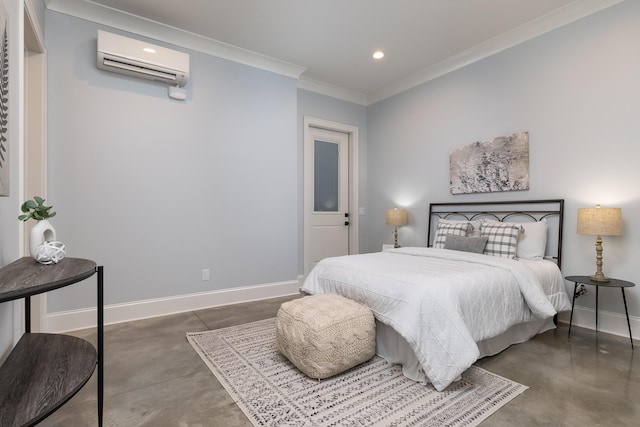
[589, 272, 610, 283]
[589, 235, 610, 282]
[393, 226, 399, 248]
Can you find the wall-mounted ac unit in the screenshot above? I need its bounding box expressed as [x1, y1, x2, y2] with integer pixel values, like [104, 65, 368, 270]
[97, 30, 189, 87]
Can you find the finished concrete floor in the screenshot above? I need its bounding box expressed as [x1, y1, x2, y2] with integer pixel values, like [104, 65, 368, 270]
[39, 295, 638, 426]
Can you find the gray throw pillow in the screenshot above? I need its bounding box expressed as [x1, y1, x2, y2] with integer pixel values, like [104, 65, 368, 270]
[443, 235, 488, 254]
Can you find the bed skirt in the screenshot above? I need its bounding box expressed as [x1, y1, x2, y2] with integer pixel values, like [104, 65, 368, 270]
[375, 318, 555, 383]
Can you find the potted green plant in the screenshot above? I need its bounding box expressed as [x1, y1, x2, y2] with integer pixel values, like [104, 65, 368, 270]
[18, 196, 58, 260]
[18, 196, 57, 222]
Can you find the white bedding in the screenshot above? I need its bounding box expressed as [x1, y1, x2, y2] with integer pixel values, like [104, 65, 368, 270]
[301, 247, 571, 391]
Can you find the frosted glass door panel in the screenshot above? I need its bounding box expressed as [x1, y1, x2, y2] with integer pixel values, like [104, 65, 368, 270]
[314, 140, 339, 212]
[303, 124, 350, 276]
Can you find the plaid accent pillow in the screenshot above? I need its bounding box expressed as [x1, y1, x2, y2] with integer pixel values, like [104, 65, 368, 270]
[481, 223, 523, 258]
[432, 222, 471, 248]
[437, 218, 483, 237]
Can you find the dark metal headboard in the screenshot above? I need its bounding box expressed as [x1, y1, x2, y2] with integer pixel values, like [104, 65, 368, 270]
[428, 199, 564, 268]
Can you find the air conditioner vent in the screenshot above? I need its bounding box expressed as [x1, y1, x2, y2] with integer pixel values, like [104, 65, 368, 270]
[97, 30, 189, 87]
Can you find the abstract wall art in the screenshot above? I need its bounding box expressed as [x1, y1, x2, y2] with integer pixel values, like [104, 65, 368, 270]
[449, 132, 529, 195]
[0, 3, 8, 197]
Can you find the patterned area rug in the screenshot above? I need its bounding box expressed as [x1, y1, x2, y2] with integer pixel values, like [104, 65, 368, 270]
[187, 318, 527, 427]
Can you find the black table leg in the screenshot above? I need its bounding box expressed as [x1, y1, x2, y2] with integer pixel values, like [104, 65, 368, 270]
[97, 266, 104, 427]
[595, 285, 599, 336]
[621, 288, 634, 349]
[25, 295, 31, 333]
[568, 282, 577, 337]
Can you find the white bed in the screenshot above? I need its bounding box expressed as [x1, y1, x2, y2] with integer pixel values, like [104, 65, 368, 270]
[301, 200, 572, 391]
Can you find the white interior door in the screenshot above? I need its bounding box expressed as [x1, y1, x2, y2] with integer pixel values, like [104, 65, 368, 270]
[304, 126, 350, 276]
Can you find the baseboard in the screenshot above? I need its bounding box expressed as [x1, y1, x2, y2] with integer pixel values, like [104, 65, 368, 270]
[46, 277, 303, 333]
[557, 305, 638, 342]
[49, 278, 634, 342]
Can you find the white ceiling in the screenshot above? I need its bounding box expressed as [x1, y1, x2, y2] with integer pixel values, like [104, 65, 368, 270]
[47, 0, 623, 104]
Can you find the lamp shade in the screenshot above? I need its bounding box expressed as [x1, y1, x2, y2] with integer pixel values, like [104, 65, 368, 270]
[386, 208, 407, 226]
[577, 205, 623, 236]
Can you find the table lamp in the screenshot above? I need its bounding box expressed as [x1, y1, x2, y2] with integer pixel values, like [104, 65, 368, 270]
[577, 204, 623, 282]
[386, 208, 407, 248]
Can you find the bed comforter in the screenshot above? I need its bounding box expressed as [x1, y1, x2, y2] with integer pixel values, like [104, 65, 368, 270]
[301, 247, 570, 391]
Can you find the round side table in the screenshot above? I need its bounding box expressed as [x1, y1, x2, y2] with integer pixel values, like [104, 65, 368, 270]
[565, 275, 634, 349]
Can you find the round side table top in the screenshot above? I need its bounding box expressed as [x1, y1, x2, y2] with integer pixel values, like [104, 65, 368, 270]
[565, 275, 635, 288]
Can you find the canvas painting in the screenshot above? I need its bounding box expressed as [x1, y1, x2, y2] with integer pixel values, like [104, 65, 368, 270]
[0, 2, 8, 196]
[449, 132, 529, 195]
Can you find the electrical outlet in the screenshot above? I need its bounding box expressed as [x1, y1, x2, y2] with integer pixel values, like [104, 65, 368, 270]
[202, 269, 210, 281]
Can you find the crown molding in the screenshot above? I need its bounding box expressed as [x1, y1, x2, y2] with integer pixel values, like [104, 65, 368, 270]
[45, 0, 307, 80]
[297, 77, 367, 106]
[367, 0, 625, 105]
[25, 0, 46, 52]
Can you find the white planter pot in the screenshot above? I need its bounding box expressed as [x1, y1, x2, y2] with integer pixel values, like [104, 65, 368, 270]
[29, 219, 57, 259]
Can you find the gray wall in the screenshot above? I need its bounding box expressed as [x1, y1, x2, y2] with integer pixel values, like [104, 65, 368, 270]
[45, 11, 299, 310]
[366, 1, 640, 316]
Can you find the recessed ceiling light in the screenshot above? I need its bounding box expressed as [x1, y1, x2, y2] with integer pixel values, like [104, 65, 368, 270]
[372, 51, 384, 60]
[143, 47, 156, 53]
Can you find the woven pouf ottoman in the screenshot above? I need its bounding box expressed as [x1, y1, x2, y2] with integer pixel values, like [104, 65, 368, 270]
[276, 293, 375, 380]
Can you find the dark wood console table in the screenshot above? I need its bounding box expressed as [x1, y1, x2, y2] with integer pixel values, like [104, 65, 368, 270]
[0, 257, 103, 426]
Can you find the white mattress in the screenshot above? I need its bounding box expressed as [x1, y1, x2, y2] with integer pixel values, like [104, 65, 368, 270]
[301, 247, 571, 391]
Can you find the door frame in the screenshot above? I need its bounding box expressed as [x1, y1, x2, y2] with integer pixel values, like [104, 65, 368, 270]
[22, 0, 47, 335]
[303, 116, 358, 276]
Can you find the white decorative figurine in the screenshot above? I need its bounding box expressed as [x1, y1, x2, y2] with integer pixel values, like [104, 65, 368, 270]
[18, 196, 66, 264]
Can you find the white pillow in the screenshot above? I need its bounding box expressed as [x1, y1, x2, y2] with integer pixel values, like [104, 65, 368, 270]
[517, 220, 548, 259]
[483, 219, 548, 260]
